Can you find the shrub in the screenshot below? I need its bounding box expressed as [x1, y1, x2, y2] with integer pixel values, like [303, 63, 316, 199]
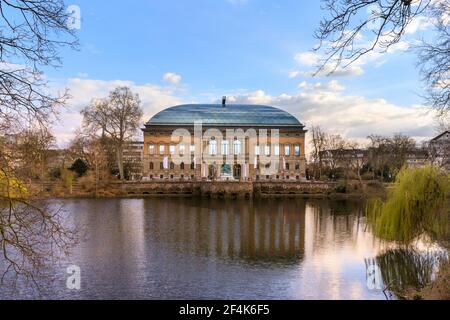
[335, 184, 347, 194]
[49, 167, 62, 180]
[78, 174, 96, 193]
[69, 159, 88, 178]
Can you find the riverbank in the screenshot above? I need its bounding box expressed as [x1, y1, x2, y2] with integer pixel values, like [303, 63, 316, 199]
[400, 261, 450, 300]
[30, 179, 386, 199]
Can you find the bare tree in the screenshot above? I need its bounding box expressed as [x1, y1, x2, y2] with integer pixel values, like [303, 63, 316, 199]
[0, 0, 78, 287]
[417, 1, 450, 116]
[81, 87, 144, 180]
[314, 0, 449, 114]
[347, 141, 366, 188]
[14, 128, 56, 182]
[310, 126, 328, 179]
[0, 0, 77, 131]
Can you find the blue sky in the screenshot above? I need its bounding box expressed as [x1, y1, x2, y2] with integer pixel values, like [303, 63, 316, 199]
[47, 0, 440, 145]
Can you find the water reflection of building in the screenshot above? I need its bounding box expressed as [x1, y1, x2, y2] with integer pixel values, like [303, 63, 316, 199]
[143, 198, 306, 262]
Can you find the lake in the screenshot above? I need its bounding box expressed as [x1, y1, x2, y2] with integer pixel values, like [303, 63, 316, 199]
[0, 197, 443, 300]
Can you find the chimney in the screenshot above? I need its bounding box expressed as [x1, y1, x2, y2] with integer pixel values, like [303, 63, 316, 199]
[222, 96, 227, 107]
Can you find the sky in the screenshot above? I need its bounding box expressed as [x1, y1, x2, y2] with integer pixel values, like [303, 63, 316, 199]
[44, 0, 442, 146]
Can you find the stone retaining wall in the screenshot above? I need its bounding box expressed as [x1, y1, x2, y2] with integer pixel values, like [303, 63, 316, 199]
[116, 181, 335, 198]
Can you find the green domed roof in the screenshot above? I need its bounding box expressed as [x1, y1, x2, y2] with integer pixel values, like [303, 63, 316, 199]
[146, 104, 302, 127]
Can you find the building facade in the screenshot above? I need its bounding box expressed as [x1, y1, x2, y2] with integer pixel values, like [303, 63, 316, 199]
[430, 131, 450, 169]
[142, 101, 307, 181]
[123, 141, 144, 180]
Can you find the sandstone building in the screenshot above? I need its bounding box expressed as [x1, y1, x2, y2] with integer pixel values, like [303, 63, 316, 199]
[142, 99, 307, 181]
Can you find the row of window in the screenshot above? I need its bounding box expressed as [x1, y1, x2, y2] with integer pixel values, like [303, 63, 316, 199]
[148, 143, 302, 157]
[147, 175, 304, 181]
[149, 162, 302, 171]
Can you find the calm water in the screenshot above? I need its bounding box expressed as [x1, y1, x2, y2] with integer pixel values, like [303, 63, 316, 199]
[0, 198, 444, 300]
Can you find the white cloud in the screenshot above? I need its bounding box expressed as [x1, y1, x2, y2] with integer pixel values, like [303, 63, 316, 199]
[224, 88, 437, 146]
[288, 70, 300, 78]
[292, 34, 411, 79]
[294, 52, 319, 66]
[293, 51, 365, 78]
[76, 72, 89, 78]
[298, 80, 346, 92]
[51, 76, 437, 152]
[405, 16, 434, 34]
[52, 78, 183, 146]
[303, 65, 365, 77]
[163, 72, 182, 85]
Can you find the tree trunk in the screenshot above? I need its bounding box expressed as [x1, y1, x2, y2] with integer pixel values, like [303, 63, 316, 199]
[116, 144, 124, 180]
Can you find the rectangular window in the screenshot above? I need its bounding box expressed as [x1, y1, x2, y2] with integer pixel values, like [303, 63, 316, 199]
[234, 140, 242, 155]
[159, 145, 165, 155]
[148, 145, 155, 155]
[179, 144, 185, 155]
[209, 140, 217, 156]
[274, 145, 280, 156]
[221, 141, 229, 155]
[284, 144, 290, 156]
[265, 144, 270, 156]
[255, 145, 260, 156]
[169, 145, 175, 155]
[295, 144, 300, 156]
[190, 145, 195, 154]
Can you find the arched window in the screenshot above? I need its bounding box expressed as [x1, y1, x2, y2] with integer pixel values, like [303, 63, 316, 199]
[234, 140, 242, 155]
[295, 163, 300, 171]
[180, 162, 185, 171]
[170, 162, 175, 170]
[160, 162, 164, 170]
[150, 162, 154, 170]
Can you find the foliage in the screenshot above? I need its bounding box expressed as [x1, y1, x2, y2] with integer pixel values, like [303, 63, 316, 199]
[367, 165, 450, 244]
[61, 169, 75, 190]
[0, 170, 28, 199]
[49, 167, 62, 180]
[69, 159, 89, 178]
[335, 184, 347, 194]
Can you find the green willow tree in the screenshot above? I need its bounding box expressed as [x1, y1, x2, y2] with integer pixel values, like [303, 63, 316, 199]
[367, 165, 450, 244]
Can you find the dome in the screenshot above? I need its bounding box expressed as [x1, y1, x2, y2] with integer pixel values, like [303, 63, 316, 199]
[146, 104, 302, 127]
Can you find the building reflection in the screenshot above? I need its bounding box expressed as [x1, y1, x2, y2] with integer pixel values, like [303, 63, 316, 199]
[143, 198, 306, 263]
